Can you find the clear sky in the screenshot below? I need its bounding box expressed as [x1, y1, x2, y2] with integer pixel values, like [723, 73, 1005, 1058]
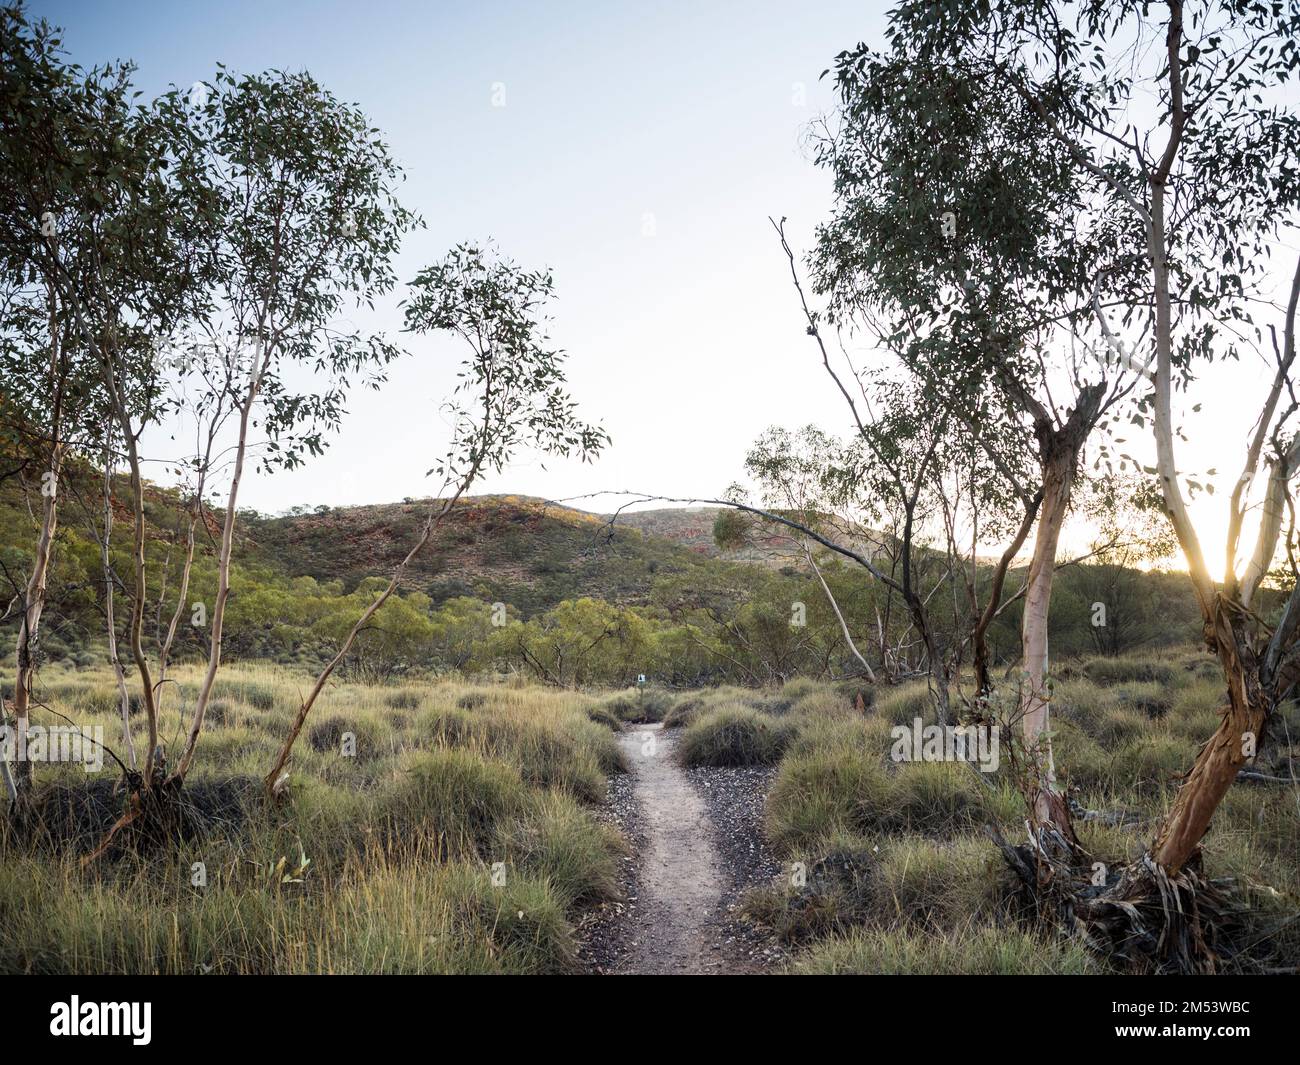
[25, 1, 1300, 570]
[31, 0, 885, 510]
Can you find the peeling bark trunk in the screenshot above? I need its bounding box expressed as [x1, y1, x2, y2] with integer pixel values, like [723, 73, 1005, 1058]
[1141, 26, 1269, 875]
[1152, 604, 1269, 873]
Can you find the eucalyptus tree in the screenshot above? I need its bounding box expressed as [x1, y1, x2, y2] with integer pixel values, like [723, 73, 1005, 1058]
[2, 15, 418, 829]
[159, 68, 418, 790]
[810, 34, 1147, 844]
[0, 10, 180, 799]
[863, 0, 1300, 969]
[264, 243, 608, 795]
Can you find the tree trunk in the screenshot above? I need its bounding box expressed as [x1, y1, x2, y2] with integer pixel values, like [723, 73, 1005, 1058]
[1143, 74, 1258, 875]
[972, 490, 1041, 700]
[12, 442, 62, 794]
[11, 294, 66, 797]
[1019, 450, 1072, 830]
[1152, 605, 1268, 873]
[118, 422, 160, 783]
[803, 543, 876, 681]
[173, 344, 268, 782]
[101, 452, 137, 769]
[1018, 385, 1104, 836]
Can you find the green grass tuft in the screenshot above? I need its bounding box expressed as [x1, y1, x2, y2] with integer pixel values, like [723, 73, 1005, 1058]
[677, 705, 798, 767]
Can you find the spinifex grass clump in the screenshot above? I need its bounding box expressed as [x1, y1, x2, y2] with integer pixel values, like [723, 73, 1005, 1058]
[677, 705, 798, 767]
[787, 925, 1101, 976]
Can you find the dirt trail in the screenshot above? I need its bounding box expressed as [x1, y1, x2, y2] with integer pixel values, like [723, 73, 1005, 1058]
[613, 724, 729, 975]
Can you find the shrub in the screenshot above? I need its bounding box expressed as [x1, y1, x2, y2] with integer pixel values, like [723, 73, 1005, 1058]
[747, 833, 1003, 944]
[307, 715, 382, 757]
[889, 763, 985, 835]
[474, 715, 613, 802]
[1112, 734, 1197, 795]
[74, 686, 118, 716]
[374, 750, 530, 859]
[663, 693, 708, 728]
[873, 835, 1002, 928]
[418, 706, 476, 746]
[1166, 682, 1224, 744]
[211, 679, 278, 711]
[677, 706, 797, 767]
[767, 738, 986, 851]
[496, 792, 625, 907]
[445, 867, 577, 974]
[600, 688, 672, 724]
[1114, 682, 1174, 720]
[761, 677, 823, 715]
[785, 687, 854, 720]
[584, 703, 622, 731]
[205, 699, 234, 727]
[766, 737, 891, 850]
[1083, 655, 1178, 687]
[1055, 679, 1158, 745]
[743, 835, 878, 943]
[834, 681, 876, 711]
[875, 681, 933, 725]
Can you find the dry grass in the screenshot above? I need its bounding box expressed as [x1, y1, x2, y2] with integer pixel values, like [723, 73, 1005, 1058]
[745, 652, 1300, 975]
[0, 661, 626, 974]
[4, 650, 1297, 975]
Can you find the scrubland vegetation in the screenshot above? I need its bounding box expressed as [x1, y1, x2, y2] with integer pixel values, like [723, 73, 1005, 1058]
[0, 662, 627, 973]
[671, 656, 1300, 974]
[3, 650, 1295, 975]
[4, 0, 1300, 980]
[0, 462, 1206, 687]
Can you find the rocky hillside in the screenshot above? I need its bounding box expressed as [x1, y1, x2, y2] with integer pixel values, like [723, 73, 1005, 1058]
[612, 506, 800, 566]
[246, 496, 745, 616]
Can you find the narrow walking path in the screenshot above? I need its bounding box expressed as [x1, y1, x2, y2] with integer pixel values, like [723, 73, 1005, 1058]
[613, 723, 729, 975]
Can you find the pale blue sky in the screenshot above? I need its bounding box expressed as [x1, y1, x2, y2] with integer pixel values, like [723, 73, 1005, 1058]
[32, 0, 887, 513]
